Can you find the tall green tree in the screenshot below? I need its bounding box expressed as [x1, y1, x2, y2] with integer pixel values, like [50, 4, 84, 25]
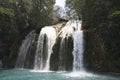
[0, 0, 56, 68]
[66, 0, 85, 19]
[30, 0, 55, 29]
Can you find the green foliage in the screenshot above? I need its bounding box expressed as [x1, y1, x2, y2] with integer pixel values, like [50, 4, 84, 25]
[108, 11, 120, 22]
[0, 7, 14, 16]
[66, 0, 85, 19]
[29, 0, 55, 28]
[84, 1, 120, 72]
[0, 0, 56, 68]
[66, 0, 120, 72]
[0, 0, 55, 33]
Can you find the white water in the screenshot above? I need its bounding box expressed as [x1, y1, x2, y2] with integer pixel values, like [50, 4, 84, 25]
[58, 20, 79, 70]
[16, 20, 85, 73]
[72, 20, 85, 72]
[62, 20, 87, 77]
[15, 30, 36, 68]
[34, 26, 56, 71]
[59, 20, 81, 38]
[72, 31, 84, 71]
[58, 20, 84, 71]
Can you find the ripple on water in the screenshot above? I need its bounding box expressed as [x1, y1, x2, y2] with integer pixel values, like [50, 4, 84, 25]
[0, 70, 120, 80]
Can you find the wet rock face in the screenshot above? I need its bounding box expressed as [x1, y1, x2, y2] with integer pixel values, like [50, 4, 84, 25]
[24, 34, 38, 69]
[0, 47, 3, 69]
[15, 30, 38, 69]
[58, 36, 73, 71]
[50, 36, 73, 71]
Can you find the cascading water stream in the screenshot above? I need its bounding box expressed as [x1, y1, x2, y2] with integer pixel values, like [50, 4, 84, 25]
[55, 20, 85, 71]
[61, 20, 87, 77]
[34, 26, 56, 71]
[15, 30, 36, 68]
[58, 20, 79, 70]
[72, 30, 84, 71]
[72, 21, 85, 72]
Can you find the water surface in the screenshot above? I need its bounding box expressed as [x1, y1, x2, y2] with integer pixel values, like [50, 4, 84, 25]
[0, 70, 120, 80]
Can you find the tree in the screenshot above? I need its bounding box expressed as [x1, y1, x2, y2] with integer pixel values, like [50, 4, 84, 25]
[66, 0, 85, 19]
[30, 0, 55, 29]
[53, 5, 67, 19]
[0, 0, 56, 68]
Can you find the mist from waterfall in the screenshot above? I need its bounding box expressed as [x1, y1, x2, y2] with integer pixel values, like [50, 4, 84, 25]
[34, 27, 56, 71]
[15, 30, 36, 68]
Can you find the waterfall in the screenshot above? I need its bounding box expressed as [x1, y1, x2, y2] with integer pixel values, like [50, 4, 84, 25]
[54, 20, 84, 71]
[58, 20, 77, 70]
[50, 20, 85, 71]
[72, 21, 85, 71]
[15, 20, 85, 71]
[15, 30, 36, 68]
[34, 26, 56, 71]
[72, 31, 84, 71]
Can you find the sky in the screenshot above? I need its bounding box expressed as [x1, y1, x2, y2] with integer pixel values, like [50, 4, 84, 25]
[55, 0, 66, 9]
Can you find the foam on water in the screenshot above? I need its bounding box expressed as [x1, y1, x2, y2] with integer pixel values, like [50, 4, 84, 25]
[30, 70, 53, 73]
[62, 71, 95, 78]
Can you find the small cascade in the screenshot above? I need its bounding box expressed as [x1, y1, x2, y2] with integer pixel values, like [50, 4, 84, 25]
[72, 31, 84, 71]
[15, 30, 36, 68]
[72, 21, 85, 72]
[34, 26, 56, 71]
[50, 20, 84, 71]
[58, 20, 78, 70]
